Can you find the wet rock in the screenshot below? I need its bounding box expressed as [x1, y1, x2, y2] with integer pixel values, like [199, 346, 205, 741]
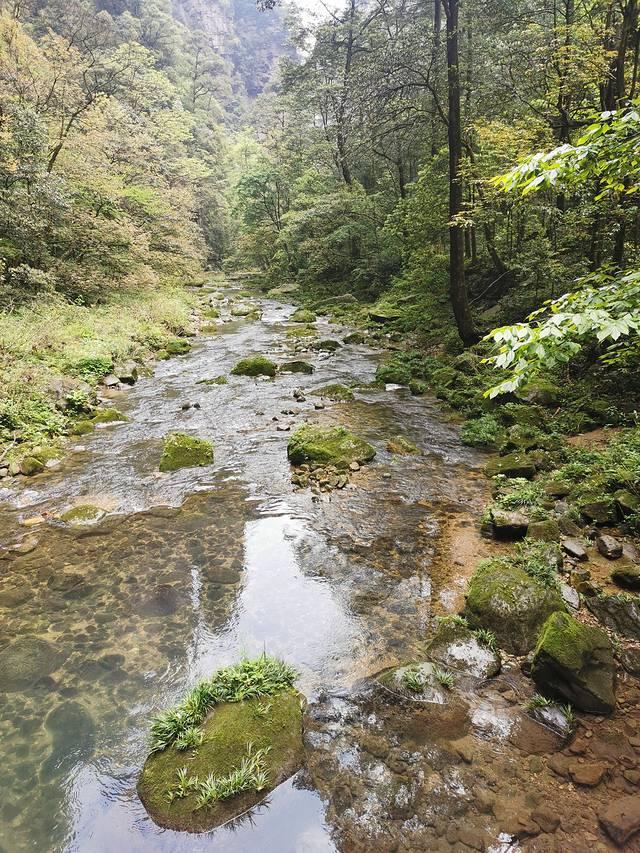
[289, 309, 316, 323]
[562, 538, 588, 561]
[312, 384, 354, 402]
[287, 425, 376, 470]
[159, 433, 214, 473]
[378, 661, 452, 705]
[115, 361, 139, 385]
[531, 807, 560, 834]
[425, 619, 501, 679]
[386, 435, 420, 456]
[343, 332, 366, 344]
[231, 355, 277, 377]
[489, 508, 530, 541]
[532, 611, 615, 714]
[569, 761, 607, 787]
[465, 560, 566, 655]
[230, 302, 257, 317]
[597, 535, 623, 560]
[310, 339, 342, 353]
[140, 583, 185, 616]
[611, 563, 640, 590]
[485, 453, 536, 480]
[197, 375, 228, 386]
[280, 361, 314, 375]
[102, 373, 120, 388]
[92, 407, 127, 424]
[59, 505, 106, 526]
[164, 338, 192, 356]
[586, 593, 640, 639]
[0, 586, 33, 607]
[0, 636, 65, 691]
[598, 796, 640, 846]
[528, 702, 574, 740]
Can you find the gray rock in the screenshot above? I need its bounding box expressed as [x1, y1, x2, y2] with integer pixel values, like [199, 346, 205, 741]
[0, 636, 66, 691]
[489, 508, 529, 541]
[116, 361, 139, 385]
[560, 582, 580, 610]
[586, 593, 640, 639]
[562, 538, 588, 561]
[597, 535, 623, 560]
[102, 374, 120, 388]
[426, 619, 501, 680]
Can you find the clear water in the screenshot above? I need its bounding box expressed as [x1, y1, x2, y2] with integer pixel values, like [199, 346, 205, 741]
[0, 293, 487, 852]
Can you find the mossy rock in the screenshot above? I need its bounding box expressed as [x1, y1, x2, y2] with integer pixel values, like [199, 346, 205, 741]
[280, 361, 315, 375]
[156, 350, 170, 360]
[18, 456, 46, 476]
[312, 384, 354, 402]
[386, 435, 419, 455]
[138, 691, 304, 833]
[200, 325, 218, 335]
[290, 309, 316, 323]
[310, 339, 342, 353]
[409, 379, 429, 396]
[165, 339, 192, 356]
[578, 495, 617, 525]
[288, 425, 376, 470]
[60, 505, 106, 525]
[611, 565, 640, 591]
[369, 307, 401, 324]
[485, 452, 536, 480]
[68, 419, 95, 437]
[160, 433, 214, 473]
[202, 308, 220, 319]
[344, 332, 366, 345]
[230, 303, 257, 317]
[92, 408, 127, 424]
[518, 381, 563, 407]
[532, 611, 615, 714]
[376, 361, 412, 386]
[197, 376, 228, 386]
[231, 356, 277, 378]
[465, 560, 566, 655]
[286, 326, 316, 339]
[426, 619, 501, 679]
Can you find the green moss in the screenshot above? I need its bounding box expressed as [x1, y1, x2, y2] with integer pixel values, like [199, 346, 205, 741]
[156, 350, 170, 360]
[290, 309, 316, 323]
[197, 376, 228, 386]
[287, 424, 376, 469]
[68, 420, 95, 436]
[280, 361, 315, 375]
[202, 308, 220, 319]
[376, 360, 412, 385]
[386, 435, 419, 455]
[460, 415, 504, 449]
[534, 611, 599, 672]
[409, 379, 429, 396]
[164, 339, 192, 356]
[91, 408, 127, 424]
[312, 384, 355, 402]
[159, 433, 214, 473]
[200, 325, 218, 335]
[286, 325, 316, 339]
[60, 504, 105, 525]
[18, 456, 45, 475]
[231, 356, 278, 378]
[138, 691, 304, 833]
[485, 452, 536, 479]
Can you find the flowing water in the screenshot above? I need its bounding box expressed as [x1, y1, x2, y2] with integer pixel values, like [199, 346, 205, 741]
[0, 288, 495, 852]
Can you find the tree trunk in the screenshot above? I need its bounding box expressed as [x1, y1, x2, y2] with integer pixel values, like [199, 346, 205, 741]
[443, 0, 478, 345]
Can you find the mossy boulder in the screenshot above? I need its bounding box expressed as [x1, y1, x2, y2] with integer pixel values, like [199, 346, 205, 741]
[611, 564, 640, 590]
[138, 691, 304, 833]
[69, 420, 95, 437]
[287, 425, 376, 470]
[159, 433, 214, 473]
[518, 381, 562, 407]
[369, 307, 401, 324]
[344, 332, 366, 345]
[17, 456, 45, 476]
[310, 339, 341, 353]
[280, 361, 315, 375]
[230, 302, 257, 317]
[164, 338, 192, 356]
[465, 560, 566, 655]
[312, 384, 354, 402]
[286, 325, 316, 339]
[386, 435, 420, 455]
[290, 309, 316, 323]
[409, 379, 429, 396]
[231, 356, 277, 378]
[60, 505, 106, 525]
[426, 619, 501, 680]
[532, 611, 615, 714]
[202, 307, 220, 319]
[485, 452, 536, 480]
[92, 408, 127, 424]
[376, 360, 412, 386]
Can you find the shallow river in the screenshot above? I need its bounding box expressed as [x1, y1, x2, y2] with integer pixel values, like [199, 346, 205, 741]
[0, 289, 491, 852]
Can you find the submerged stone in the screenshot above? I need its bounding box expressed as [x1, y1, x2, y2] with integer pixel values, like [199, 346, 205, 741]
[138, 691, 304, 833]
[159, 433, 214, 473]
[280, 361, 314, 375]
[59, 505, 106, 526]
[91, 408, 127, 424]
[312, 384, 355, 402]
[231, 356, 277, 378]
[0, 636, 65, 691]
[465, 560, 565, 655]
[386, 435, 420, 455]
[41, 701, 95, 782]
[426, 619, 501, 679]
[197, 376, 228, 386]
[532, 611, 615, 714]
[287, 425, 376, 470]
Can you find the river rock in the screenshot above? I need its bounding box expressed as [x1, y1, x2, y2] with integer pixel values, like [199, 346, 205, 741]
[102, 373, 120, 388]
[18, 457, 45, 476]
[598, 796, 640, 846]
[289, 309, 316, 323]
[465, 560, 566, 655]
[425, 619, 501, 679]
[344, 332, 366, 344]
[489, 508, 530, 541]
[597, 535, 623, 560]
[386, 435, 420, 455]
[586, 593, 640, 639]
[138, 690, 304, 833]
[0, 636, 65, 691]
[562, 538, 588, 561]
[484, 453, 536, 480]
[310, 339, 342, 353]
[59, 505, 106, 526]
[41, 701, 95, 782]
[312, 384, 354, 402]
[611, 563, 640, 590]
[231, 356, 277, 377]
[164, 338, 192, 356]
[531, 611, 615, 714]
[280, 361, 314, 375]
[287, 425, 376, 470]
[115, 361, 139, 385]
[159, 433, 214, 473]
[139, 583, 185, 616]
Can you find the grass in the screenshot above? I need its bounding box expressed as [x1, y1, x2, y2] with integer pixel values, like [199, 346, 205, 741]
[526, 693, 554, 710]
[474, 628, 498, 652]
[150, 655, 298, 753]
[435, 614, 468, 629]
[402, 667, 425, 693]
[432, 666, 454, 690]
[175, 727, 205, 752]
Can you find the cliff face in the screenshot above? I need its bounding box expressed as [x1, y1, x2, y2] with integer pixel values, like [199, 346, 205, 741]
[172, 0, 288, 97]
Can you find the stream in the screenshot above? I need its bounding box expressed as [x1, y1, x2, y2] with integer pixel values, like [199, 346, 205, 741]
[0, 286, 494, 852]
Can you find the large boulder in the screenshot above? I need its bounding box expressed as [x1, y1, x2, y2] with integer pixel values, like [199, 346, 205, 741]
[159, 433, 214, 473]
[425, 619, 501, 680]
[289, 309, 316, 323]
[288, 425, 376, 470]
[465, 560, 565, 655]
[532, 611, 615, 714]
[485, 453, 536, 479]
[231, 356, 277, 378]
